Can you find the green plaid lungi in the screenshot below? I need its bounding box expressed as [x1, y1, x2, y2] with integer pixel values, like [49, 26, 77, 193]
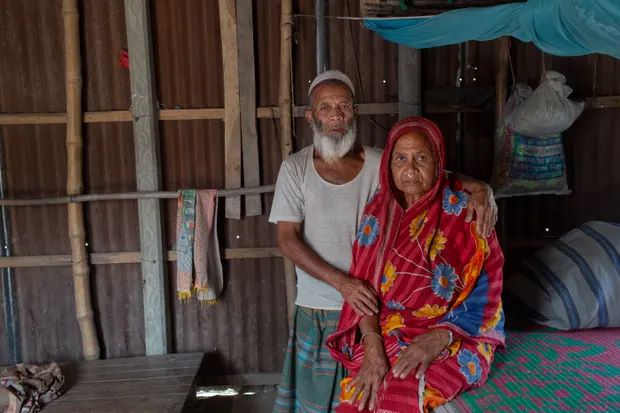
[273, 306, 345, 413]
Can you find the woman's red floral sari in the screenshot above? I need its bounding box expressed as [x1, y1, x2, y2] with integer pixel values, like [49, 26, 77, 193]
[327, 117, 505, 413]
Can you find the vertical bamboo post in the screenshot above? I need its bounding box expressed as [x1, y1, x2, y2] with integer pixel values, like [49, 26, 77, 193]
[279, 0, 296, 326]
[63, 0, 99, 360]
[495, 37, 510, 247]
[279, 0, 294, 161]
[495, 37, 510, 122]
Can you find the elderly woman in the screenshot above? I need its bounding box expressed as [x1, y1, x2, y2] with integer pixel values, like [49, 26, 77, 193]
[327, 117, 505, 413]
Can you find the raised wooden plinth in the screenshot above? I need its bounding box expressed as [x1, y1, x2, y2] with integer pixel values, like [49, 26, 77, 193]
[45, 352, 204, 413]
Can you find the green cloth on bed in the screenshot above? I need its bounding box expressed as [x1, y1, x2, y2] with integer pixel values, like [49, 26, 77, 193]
[437, 328, 620, 413]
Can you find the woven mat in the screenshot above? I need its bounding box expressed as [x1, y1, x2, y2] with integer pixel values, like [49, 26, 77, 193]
[437, 328, 620, 413]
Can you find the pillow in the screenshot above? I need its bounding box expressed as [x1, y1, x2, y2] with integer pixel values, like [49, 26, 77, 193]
[505, 221, 620, 330]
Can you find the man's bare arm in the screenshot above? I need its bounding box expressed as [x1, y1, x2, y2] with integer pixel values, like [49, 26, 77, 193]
[277, 221, 378, 315]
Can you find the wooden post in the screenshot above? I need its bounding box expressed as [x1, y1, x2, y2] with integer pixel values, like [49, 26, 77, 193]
[495, 37, 510, 247]
[236, 0, 262, 216]
[124, 0, 169, 355]
[495, 37, 510, 122]
[279, 0, 296, 326]
[398, 45, 421, 118]
[219, 0, 242, 220]
[63, 0, 99, 361]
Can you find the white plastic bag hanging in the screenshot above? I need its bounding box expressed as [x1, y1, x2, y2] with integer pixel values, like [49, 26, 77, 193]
[491, 86, 571, 199]
[504, 70, 584, 137]
[503, 83, 532, 118]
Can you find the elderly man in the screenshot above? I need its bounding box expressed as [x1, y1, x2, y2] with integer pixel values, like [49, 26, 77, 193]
[269, 70, 497, 413]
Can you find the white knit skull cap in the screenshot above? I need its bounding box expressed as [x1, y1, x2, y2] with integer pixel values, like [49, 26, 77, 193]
[308, 70, 355, 98]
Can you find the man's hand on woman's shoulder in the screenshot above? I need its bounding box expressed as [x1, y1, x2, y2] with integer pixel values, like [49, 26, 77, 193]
[458, 174, 498, 238]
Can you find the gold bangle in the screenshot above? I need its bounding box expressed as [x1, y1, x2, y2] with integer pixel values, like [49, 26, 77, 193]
[361, 331, 382, 343]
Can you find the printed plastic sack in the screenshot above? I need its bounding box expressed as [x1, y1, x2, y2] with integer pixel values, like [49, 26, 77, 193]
[491, 126, 570, 198]
[505, 70, 584, 137]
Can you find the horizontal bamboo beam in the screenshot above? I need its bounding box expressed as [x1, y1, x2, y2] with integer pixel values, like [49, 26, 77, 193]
[0, 185, 275, 207]
[0, 103, 392, 126]
[0, 103, 402, 126]
[0, 248, 282, 268]
[425, 103, 485, 113]
[0, 113, 67, 124]
[584, 95, 620, 109]
[1, 97, 618, 126]
[161, 108, 223, 120]
[86, 111, 132, 122]
[3, 96, 620, 126]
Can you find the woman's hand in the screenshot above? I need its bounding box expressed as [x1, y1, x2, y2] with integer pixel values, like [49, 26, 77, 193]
[391, 329, 451, 380]
[347, 335, 388, 411]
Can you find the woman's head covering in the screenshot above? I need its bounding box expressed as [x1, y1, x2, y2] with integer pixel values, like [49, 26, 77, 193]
[357, 117, 448, 273]
[379, 116, 447, 214]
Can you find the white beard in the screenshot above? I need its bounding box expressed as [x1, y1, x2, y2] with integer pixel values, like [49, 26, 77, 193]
[312, 121, 357, 163]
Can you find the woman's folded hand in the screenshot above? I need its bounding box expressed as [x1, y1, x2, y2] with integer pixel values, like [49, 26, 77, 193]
[347, 335, 388, 411]
[391, 329, 451, 380]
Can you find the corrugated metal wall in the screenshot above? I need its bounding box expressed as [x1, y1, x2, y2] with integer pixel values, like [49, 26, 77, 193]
[1, 0, 74, 365]
[0, 0, 145, 364]
[152, 0, 289, 373]
[1, 0, 619, 371]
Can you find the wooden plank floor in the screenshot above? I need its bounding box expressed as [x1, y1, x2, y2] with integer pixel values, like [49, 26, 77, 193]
[45, 352, 204, 413]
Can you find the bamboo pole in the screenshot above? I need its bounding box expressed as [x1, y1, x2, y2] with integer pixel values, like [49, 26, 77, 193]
[0, 113, 68, 125]
[0, 184, 275, 207]
[495, 37, 510, 249]
[279, 0, 294, 161]
[495, 37, 510, 121]
[279, 0, 296, 326]
[63, 0, 99, 361]
[0, 103, 402, 125]
[0, 248, 283, 269]
[7, 95, 617, 127]
[1, 97, 618, 126]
